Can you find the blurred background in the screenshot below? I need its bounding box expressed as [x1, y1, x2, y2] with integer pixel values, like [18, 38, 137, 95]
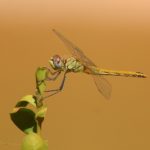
[0, 0, 150, 149]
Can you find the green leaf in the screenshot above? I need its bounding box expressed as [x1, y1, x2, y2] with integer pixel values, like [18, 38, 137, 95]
[10, 108, 37, 134]
[37, 81, 46, 95]
[36, 106, 47, 118]
[36, 67, 47, 95]
[21, 133, 48, 150]
[36, 67, 48, 82]
[16, 95, 37, 108]
[36, 106, 47, 128]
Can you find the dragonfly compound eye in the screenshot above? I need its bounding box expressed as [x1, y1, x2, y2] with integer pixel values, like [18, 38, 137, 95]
[49, 55, 63, 69]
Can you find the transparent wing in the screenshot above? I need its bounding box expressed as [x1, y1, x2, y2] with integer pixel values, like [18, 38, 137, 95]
[52, 29, 95, 66]
[52, 29, 112, 99]
[93, 76, 112, 99]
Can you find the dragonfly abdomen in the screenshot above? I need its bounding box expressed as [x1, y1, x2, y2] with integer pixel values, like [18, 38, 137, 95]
[89, 67, 147, 78]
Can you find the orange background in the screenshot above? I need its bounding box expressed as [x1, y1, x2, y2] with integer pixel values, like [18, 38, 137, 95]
[0, 0, 150, 149]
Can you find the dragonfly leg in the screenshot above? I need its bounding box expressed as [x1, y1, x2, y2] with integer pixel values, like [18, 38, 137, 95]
[43, 67, 58, 75]
[43, 72, 67, 99]
[42, 67, 61, 81]
[46, 70, 61, 81]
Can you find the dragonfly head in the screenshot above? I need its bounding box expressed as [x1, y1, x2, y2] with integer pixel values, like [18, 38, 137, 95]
[49, 55, 65, 70]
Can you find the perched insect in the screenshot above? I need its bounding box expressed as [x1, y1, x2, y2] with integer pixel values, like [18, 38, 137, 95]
[40, 29, 147, 99]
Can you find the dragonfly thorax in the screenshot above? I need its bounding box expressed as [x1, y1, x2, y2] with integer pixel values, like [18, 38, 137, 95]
[65, 57, 84, 72]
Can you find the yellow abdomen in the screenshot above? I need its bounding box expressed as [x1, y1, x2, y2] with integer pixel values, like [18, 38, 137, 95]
[89, 67, 147, 78]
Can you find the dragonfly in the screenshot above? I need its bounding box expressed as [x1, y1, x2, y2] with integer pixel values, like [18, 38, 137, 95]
[43, 29, 147, 99]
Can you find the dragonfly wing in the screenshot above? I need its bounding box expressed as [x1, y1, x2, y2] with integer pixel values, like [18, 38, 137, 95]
[92, 75, 112, 99]
[52, 29, 112, 99]
[52, 29, 95, 66]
